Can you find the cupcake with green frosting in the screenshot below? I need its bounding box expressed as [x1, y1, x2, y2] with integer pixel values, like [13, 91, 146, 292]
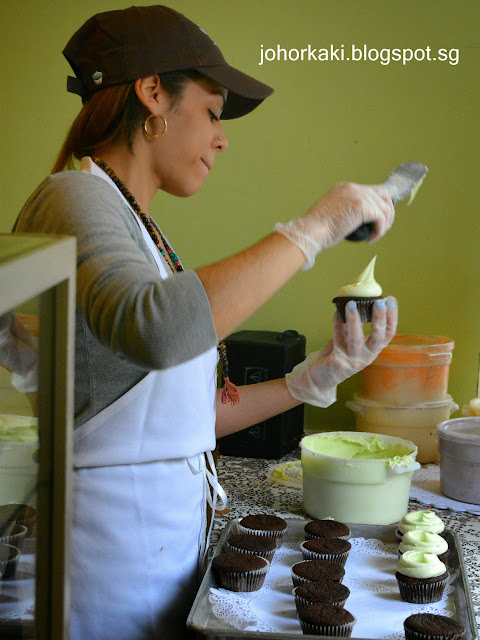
[398, 530, 450, 563]
[395, 550, 449, 603]
[332, 256, 383, 323]
[396, 510, 445, 540]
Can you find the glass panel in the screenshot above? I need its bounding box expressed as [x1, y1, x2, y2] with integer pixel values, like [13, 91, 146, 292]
[0, 298, 40, 638]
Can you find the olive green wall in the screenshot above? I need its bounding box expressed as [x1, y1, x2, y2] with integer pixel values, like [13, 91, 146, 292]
[1, 1, 479, 433]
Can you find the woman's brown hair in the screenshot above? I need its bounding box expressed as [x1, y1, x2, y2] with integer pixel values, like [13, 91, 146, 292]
[52, 70, 202, 173]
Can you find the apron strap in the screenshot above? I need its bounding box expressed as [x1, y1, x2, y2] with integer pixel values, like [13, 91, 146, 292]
[187, 451, 228, 570]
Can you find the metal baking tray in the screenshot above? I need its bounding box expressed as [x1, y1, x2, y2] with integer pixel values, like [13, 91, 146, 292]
[187, 518, 478, 640]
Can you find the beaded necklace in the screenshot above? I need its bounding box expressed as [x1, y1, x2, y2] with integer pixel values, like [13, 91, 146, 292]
[92, 157, 240, 405]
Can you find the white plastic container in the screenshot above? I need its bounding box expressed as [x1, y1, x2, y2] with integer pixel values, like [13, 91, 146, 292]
[346, 394, 458, 464]
[436, 417, 480, 505]
[0, 415, 38, 505]
[301, 432, 420, 525]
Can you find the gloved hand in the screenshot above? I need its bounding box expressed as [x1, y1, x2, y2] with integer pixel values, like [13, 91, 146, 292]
[0, 312, 39, 393]
[286, 296, 398, 407]
[274, 182, 395, 269]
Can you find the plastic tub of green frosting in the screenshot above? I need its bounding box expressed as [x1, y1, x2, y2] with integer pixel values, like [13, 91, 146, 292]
[0, 414, 38, 505]
[301, 431, 420, 525]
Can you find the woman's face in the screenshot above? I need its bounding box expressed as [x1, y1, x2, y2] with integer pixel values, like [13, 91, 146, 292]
[153, 76, 229, 197]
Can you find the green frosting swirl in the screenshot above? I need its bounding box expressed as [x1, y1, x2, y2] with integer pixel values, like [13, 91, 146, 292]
[398, 510, 445, 535]
[397, 550, 446, 579]
[336, 256, 382, 297]
[399, 530, 448, 556]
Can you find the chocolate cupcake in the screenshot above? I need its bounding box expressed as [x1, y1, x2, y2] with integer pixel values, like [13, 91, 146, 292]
[304, 520, 350, 541]
[227, 533, 276, 562]
[291, 559, 345, 587]
[211, 552, 269, 592]
[403, 613, 465, 640]
[238, 514, 287, 549]
[332, 256, 382, 323]
[398, 530, 450, 563]
[395, 551, 449, 604]
[298, 603, 356, 637]
[294, 580, 350, 612]
[0, 504, 36, 537]
[0, 519, 28, 554]
[300, 538, 351, 566]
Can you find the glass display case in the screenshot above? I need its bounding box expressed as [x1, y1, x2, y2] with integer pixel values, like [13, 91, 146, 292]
[0, 234, 76, 640]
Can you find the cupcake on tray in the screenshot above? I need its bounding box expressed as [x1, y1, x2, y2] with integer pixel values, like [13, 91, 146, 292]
[238, 514, 287, 549]
[298, 603, 356, 637]
[396, 510, 446, 540]
[300, 538, 351, 567]
[291, 559, 345, 588]
[403, 613, 465, 640]
[294, 580, 351, 612]
[398, 530, 450, 563]
[332, 256, 382, 323]
[304, 519, 351, 541]
[226, 533, 276, 562]
[211, 551, 269, 592]
[395, 550, 449, 604]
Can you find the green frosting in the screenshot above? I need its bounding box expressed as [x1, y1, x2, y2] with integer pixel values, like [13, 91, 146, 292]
[304, 432, 415, 467]
[336, 256, 382, 297]
[0, 415, 38, 443]
[399, 530, 448, 556]
[398, 510, 445, 535]
[397, 550, 446, 579]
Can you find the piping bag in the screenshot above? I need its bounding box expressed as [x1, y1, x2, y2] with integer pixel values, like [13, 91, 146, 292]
[346, 161, 429, 241]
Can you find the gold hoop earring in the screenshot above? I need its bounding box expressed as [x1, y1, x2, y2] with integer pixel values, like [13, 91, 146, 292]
[144, 114, 167, 138]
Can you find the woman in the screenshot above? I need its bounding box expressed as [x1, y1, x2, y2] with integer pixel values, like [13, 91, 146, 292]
[13, 5, 397, 639]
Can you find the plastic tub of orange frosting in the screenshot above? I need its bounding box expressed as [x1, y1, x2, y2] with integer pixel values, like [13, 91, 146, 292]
[359, 334, 454, 405]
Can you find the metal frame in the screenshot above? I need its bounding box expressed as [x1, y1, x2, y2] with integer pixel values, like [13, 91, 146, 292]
[0, 233, 76, 640]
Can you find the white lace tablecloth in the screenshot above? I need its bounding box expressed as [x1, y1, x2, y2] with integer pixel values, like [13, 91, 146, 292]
[212, 452, 480, 633]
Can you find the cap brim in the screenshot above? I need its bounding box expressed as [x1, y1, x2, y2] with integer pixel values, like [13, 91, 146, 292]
[197, 64, 274, 119]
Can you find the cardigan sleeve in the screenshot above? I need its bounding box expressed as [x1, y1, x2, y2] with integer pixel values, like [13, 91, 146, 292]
[13, 171, 218, 371]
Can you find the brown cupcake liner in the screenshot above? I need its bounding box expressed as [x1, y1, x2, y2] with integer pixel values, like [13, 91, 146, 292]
[213, 562, 269, 592]
[238, 524, 285, 549]
[298, 616, 356, 637]
[332, 297, 378, 323]
[396, 575, 449, 604]
[300, 541, 349, 567]
[226, 540, 275, 563]
[0, 543, 21, 580]
[0, 524, 27, 554]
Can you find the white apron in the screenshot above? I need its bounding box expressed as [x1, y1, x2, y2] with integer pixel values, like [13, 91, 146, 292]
[71, 159, 226, 640]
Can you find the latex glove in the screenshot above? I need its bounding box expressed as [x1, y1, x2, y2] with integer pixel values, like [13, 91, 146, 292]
[286, 297, 398, 407]
[274, 182, 395, 269]
[0, 312, 39, 393]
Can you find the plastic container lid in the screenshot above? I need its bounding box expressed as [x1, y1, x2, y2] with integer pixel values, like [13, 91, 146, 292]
[371, 334, 454, 367]
[347, 393, 456, 411]
[436, 417, 480, 445]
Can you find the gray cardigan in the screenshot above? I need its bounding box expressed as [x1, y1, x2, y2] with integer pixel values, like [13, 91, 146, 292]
[14, 171, 218, 428]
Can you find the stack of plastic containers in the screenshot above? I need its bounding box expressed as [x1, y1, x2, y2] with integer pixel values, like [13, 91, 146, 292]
[346, 335, 458, 463]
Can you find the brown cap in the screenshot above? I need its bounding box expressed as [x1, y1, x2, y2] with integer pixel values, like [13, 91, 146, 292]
[63, 5, 273, 119]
